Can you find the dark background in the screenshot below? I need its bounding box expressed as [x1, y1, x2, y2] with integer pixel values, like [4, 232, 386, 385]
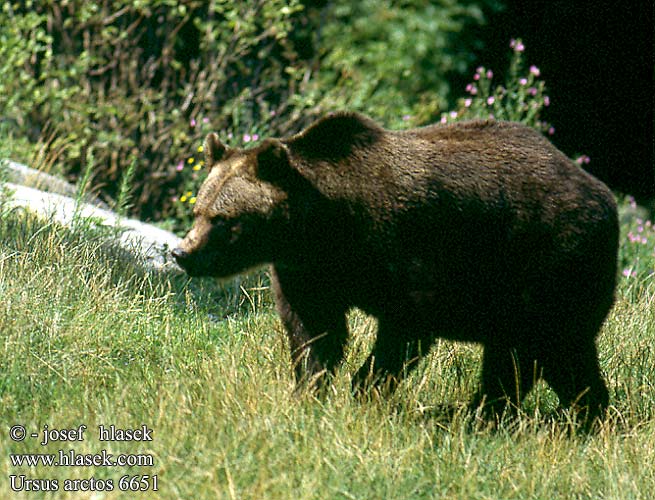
[468, 0, 654, 202]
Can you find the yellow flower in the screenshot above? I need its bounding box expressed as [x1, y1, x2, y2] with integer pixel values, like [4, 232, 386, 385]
[187, 157, 194, 164]
[180, 195, 187, 203]
[197, 145, 204, 153]
[189, 197, 197, 204]
[186, 191, 192, 197]
[193, 164, 201, 171]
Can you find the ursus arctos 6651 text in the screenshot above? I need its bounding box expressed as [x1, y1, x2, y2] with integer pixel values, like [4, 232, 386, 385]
[173, 112, 618, 421]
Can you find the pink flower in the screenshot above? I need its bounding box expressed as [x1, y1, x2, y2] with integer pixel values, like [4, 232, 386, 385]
[190, 118, 197, 127]
[627, 196, 637, 209]
[450, 111, 458, 118]
[473, 73, 480, 81]
[202, 117, 210, 124]
[466, 84, 478, 95]
[543, 96, 550, 106]
[528, 87, 538, 96]
[252, 134, 259, 141]
[529, 65, 540, 77]
[464, 98, 472, 108]
[486, 70, 493, 79]
[519, 78, 528, 86]
[487, 96, 495, 106]
[176, 161, 184, 171]
[440, 116, 447, 124]
[548, 127, 555, 135]
[243, 134, 251, 143]
[402, 114, 411, 121]
[510, 39, 525, 52]
[622, 268, 637, 278]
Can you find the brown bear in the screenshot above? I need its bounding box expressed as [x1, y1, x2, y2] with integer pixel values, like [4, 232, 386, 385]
[172, 111, 618, 422]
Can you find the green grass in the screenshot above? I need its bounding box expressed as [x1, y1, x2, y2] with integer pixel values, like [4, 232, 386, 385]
[1, 206, 654, 499]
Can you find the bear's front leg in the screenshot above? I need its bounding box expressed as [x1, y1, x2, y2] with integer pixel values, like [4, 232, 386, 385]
[270, 266, 349, 393]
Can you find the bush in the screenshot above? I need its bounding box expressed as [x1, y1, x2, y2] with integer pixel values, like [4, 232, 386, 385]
[0, 0, 316, 222]
[441, 38, 552, 133]
[303, 0, 501, 128]
[1, 0, 498, 229]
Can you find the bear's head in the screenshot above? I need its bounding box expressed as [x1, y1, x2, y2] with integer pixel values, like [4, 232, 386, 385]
[172, 132, 298, 277]
[172, 112, 385, 277]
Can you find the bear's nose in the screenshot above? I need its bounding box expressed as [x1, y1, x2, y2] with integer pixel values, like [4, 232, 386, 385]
[171, 247, 189, 263]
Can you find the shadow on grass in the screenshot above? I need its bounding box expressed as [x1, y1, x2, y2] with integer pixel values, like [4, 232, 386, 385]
[0, 205, 274, 322]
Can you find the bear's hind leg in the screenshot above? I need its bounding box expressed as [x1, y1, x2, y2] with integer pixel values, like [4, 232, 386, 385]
[471, 342, 539, 420]
[541, 338, 609, 426]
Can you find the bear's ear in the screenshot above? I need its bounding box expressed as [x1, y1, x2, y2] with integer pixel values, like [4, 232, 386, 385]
[288, 111, 383, 159]
[204, 132, 227, 167]
[255, 138, 295, 185]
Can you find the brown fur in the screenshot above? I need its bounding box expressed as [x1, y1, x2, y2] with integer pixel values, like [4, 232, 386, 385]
[173, 112, 618, 422]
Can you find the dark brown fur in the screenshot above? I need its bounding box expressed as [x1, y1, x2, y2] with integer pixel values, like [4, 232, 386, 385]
[173, 112, 618, 422]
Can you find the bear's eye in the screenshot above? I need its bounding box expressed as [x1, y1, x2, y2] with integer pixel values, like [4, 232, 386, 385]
[209, 217, 232, 240]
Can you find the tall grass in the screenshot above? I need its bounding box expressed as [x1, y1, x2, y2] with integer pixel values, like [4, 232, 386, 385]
[0, 205, 654, 499]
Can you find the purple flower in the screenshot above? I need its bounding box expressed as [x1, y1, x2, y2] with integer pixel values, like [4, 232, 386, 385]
[450, 111, 458, 118]
[529, 65, 541, 77]
[627, 196, 637, 209]
[622, 268, 637, 278]
[466, 84, 478, 95]
[510, 39, 525, 52]
[402, 114, 411, 121]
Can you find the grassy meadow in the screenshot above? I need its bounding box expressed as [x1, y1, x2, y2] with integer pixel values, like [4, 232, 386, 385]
[0, 202, 654, 499]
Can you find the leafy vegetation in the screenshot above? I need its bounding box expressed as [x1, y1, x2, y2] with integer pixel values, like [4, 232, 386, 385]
[0, 0, 499, 227]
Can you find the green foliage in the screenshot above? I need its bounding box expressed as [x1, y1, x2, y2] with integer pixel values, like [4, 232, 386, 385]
[305, 0, 501, 128]
[0, 0, 314, 223]
[442, 38, 553, 133]
[618, 196, 655, 287]
[0, 0, 498, 229]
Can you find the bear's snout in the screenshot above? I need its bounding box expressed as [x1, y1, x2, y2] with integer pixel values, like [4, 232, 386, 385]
[171, 247, 190, 266]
